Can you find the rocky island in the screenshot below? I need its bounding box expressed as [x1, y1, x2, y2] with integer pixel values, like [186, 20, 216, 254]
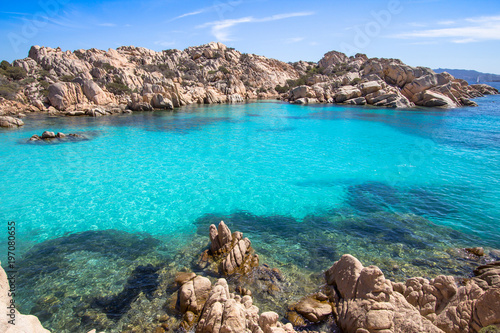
[0, 42, 498, 127]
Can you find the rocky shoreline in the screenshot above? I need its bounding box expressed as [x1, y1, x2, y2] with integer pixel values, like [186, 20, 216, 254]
[1, 42, 498, 128]
[4, 221, 499, 333]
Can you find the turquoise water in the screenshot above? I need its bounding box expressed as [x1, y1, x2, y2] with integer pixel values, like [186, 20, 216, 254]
[0, 88, 500, 331]
[1, 97, 499, 248]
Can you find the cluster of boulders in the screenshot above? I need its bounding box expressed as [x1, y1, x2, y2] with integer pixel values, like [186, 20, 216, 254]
[284, 52, 498, 108]
[0, 263, 50, 333]
[324, 254, 500, 333]
[28, 131, 88, 143]
[175, 274, 299, 333]
[1, 42, 497, 121]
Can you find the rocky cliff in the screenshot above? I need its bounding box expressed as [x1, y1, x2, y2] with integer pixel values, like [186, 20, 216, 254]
[0, 43, 498, 125]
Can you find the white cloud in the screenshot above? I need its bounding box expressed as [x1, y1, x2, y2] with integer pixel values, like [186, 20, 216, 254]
[437, 20, 455, 25]
[154, 40, 176, 47]
[393, 15, 500, 43]
[98, 23, 116, 27]
[198, 12, 314, 42]
[284, 37, 304, 44]
[170, 10, 205, 21]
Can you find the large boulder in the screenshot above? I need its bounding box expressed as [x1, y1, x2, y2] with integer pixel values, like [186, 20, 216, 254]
[151, 94, 174, 109]
[81, 79, 112, 105]
[0, 116, 24, 128]
[413, 90, 457, 108]
[334, 86, 362, 103]
[48, 82, 88, 110]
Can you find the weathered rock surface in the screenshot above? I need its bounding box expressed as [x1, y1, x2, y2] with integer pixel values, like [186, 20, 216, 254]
[326, 254, 500, 333]
[200, 221, 259, 276]
[0, 263, 50, 333]
[0, 116, 24, 128]
[176, 276, 299, 333]
[2, 43, 496, 119]
[28, 131, 89, 144]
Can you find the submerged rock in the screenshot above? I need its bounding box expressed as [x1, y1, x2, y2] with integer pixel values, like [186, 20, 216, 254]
[27, 131, 90, 144]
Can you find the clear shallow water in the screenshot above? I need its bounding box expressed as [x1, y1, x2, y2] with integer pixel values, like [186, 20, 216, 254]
[1, 88, 500, 331]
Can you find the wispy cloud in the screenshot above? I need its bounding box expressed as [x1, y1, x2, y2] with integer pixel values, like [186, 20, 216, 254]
[284, 37, 304, 44]
[98, 23, 117, 27]
[437, 20, 455, 25]
[393, 15, 500, 43]
[198, 12, 314, 42]
[170, 10, 205, 21]
[154, 40, 176, 47]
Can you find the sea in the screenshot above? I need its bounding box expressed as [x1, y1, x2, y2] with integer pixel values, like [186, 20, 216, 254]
[1, 83, 499, 332]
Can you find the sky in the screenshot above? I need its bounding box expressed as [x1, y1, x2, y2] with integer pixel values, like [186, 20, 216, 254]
[0, 0, 499, 73]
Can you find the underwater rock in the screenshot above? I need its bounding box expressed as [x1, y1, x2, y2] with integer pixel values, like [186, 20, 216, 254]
[28, 131, 89, 144]
[0, 264, 50, 333]
[325, 254, 500, 333]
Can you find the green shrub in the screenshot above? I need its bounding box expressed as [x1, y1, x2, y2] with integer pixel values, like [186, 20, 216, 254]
[275, 85, 289, 94]
[240, 53, 250, 62]
[218, 66, 230, 74]
[0, 60, 10, 70]
[479, 326, 500, 333]
[21, 77, 37, 85]
[208, 70, 217, 75]
[106, 78, 130, 95]
[0, 66, 27, 80]
[37, 69, 51, 79]
[350, 78, 362, 85]
[39, 80, 50, 89]
[60, 75, 75, 82]
[102, 63, 115, 72]
[0, 80, 19, 100]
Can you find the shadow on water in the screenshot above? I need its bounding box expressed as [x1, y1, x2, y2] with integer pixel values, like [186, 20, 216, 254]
[146, 116, 242, 134]
[16, 230, 164, 332]
[193, 202, 476, 280]
[90, 264, 160, 321]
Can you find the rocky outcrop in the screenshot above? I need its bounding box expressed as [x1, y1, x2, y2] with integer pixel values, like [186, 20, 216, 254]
[0, 263, 50, 333]
[199, 221, 259, 276]
[175, 276, 298, 333]
[325, 254, 500, 333]
[28, 131, 89, 144]
[47, 82, 88, 110]
[0, 116, 24, 128]
[2, 42, 497, 118]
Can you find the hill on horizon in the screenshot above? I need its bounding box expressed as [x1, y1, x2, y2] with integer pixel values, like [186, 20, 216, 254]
[434, 68, 500, 83]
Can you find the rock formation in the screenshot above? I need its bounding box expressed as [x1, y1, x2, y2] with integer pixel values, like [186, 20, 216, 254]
[0, 263, 50, 333]
[0, 42, 497, 120]
[28, 131, 89, 143]
[199, 221, 259, 276]
[175, 274, 299, 333]
[325, 254, 500, 333]
[0, 116, 24, 128]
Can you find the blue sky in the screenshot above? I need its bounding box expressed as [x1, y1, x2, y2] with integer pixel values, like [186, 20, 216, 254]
[1, 0, 499, 73]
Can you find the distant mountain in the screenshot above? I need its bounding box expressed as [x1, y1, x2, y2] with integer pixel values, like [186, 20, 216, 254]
[434, 68, 500, 83]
